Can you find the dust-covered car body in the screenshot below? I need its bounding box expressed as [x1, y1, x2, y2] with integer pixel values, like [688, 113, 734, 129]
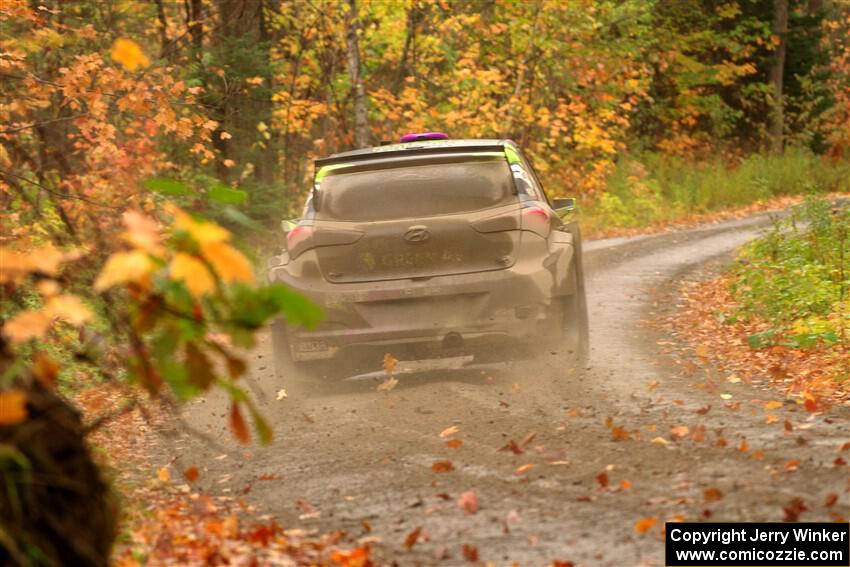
[267, 138, 588, 375]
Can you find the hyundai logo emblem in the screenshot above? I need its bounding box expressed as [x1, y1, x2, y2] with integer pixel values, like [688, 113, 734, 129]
[403, 225, 430, 243]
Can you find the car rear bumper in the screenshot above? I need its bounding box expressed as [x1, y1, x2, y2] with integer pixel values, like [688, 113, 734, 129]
[269, 244, 573, 361]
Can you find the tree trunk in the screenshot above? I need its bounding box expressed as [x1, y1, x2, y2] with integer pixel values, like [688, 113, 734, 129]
[214, 0, 275, 184]
[345, 0, 369, 148]
[769, 0, 788, 154]
[154, 0, 169, 58]
[187, 0, 204, 50]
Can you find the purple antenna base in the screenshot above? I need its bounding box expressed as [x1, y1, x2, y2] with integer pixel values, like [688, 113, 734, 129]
[399, 132, 449, 142]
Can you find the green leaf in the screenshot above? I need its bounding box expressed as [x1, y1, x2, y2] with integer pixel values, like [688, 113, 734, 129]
[746, 329, 775, 349]
[248, 403, 273, 445]
[144, 178, 190, 196]
[219, 206, 264, 230]
[159, 359, 200, 400]
[266, 284, 323, 329]
[208, 184, 247, 205]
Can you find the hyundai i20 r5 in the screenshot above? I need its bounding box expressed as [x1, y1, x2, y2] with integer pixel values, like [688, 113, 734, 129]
[266, 136, 588, 379]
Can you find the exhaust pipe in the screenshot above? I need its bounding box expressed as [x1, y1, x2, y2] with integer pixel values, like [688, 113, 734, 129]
[443, 332, 464, 349]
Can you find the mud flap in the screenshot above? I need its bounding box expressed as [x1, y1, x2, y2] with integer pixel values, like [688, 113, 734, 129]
[549, 229, 575, 296]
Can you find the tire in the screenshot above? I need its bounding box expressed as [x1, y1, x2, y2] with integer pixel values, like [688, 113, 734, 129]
[562, 264, 590, 365]
[561, 224, 589, 365]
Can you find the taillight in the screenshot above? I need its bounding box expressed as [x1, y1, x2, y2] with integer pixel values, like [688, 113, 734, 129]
[521, 205, 551, 237]
[286, 224, 314, 259]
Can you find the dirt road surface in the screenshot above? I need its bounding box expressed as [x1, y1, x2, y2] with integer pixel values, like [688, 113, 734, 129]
[172, 213, 849, 566]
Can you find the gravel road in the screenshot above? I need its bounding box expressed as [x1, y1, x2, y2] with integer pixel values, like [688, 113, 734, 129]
[175, 212, 849, 566]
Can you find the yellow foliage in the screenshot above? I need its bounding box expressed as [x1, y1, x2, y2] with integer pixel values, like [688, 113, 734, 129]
[122, 210, 164, 255]
[172, 208, 230, 245]
[94, 250, 155, 291]
[170, 253, 215, 297]
[201, 241, 254, 284]
[110, 38, 150, 71]
[46, 294, 93, 326]
[3, 310, 51, 344]
[0, 390, 28, 426]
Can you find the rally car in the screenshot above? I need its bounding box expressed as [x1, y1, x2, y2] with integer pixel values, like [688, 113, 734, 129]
[267, 133, 588, 378]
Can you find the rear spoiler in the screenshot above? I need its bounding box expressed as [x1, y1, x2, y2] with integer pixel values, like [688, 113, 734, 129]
[314, 143, 507, 169]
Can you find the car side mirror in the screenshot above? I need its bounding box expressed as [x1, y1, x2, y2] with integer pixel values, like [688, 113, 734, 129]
[552, 197, 576, 214]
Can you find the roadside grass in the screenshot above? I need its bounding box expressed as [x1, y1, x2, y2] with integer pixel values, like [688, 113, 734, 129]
[669, 197, 849, 406]
[580, 149, 850, 237]
[729, 198, 849, 375]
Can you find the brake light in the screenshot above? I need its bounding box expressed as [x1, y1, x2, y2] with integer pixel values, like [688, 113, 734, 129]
[286, 224, 314, 259]
[521, 205, 550, 237]
[522, 206, 549, 221]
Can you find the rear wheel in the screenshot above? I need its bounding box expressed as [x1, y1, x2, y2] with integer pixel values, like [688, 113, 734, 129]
[562, 263, 589, 365]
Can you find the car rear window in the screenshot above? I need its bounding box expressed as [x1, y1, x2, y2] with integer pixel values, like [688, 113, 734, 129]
[316, 157, 515, 221]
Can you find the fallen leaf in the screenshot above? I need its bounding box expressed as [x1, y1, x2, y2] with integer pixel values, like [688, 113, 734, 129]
[439, 425, 459, 438]
[382, 353, 398, 374]
[619, 479, 632, 490]
[515, 463, 535, 474]
[671, 425, 689, 438]
[276, 388, 288, 400]
[595, 472, 609, 488]
[446, 439, 463, 449]
[783, 497, 807, 522]
[157, 467, 171, 482]
[727, 374, 741, 383]
[499, 439, 524, 454]
[804, 398, 818, 412]
[784, 459, 801, 472]
[634, 517, 658, 534]
[376, 376, 398, 392]
[519, 431, 537, 448]
[784, 419, 793, 432]
[751, 449, 765, 460]
[431, 460, 454, 473]
[704, 487, 723, 502]
[462, 544, 478, 562]
[824, 493, 838, 507]
[611, 426, 629, 441]
[651, 436, 669, 445]
[690, 425, 706, 442]
[457, 490, 478, 515]
[184, 466, 200, 482]
[404, 526, 422, 551]
[765, 400, 783, 410]
[737, 438, 748, 452]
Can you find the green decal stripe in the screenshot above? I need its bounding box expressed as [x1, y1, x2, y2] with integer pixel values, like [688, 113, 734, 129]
[503, 145, 522, 165]
[315, 152, 506, 180]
